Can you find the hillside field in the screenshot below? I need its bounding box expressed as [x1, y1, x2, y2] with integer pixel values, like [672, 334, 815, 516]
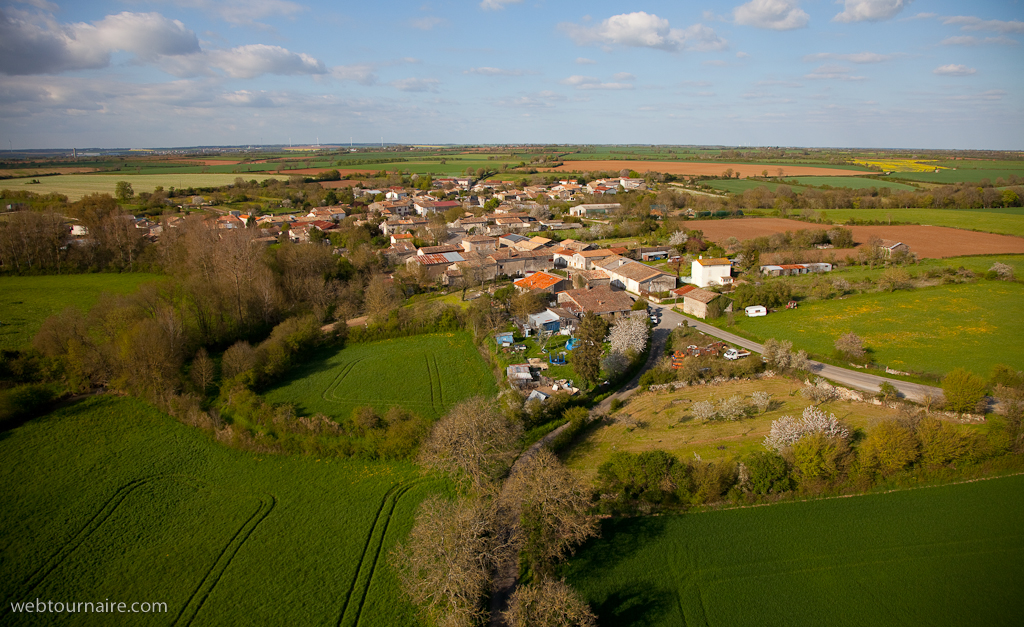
[718, 281, 1024, 377]
[821, 207, 1024, 238]
[265, 332, 497, 422]
[562, 473, 1024, 627]
[0, 395, 442, 626]
[0, 273, 162, 350]
[1, 174, 284, 200]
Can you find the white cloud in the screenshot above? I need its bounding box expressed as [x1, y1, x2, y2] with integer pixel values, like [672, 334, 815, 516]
[803, 52, 896, 63]
[942, 16, 1024, 34]
[465, 67, 524, 76]
[493, 90, 565, 108]
[933, 64, 976, 76]
[833, 0, 908, 23]
[0, 9, 201, 75]
[941, 35, 1018, 46]
[480, 0, 521, 10]
[804, 64, 866, 80]
[330, 64, 377, 85]
[410, 16, 444, 30]
[561, 12, 724, 52]
[208, 44, 325, 78]
[560, 75, 634, 90]
[736, 51, 750, 58]
[612, 72, 636, 81]
[391, 77, 440, 92]
[733, 0, 809, 31]
[576, 57, 596, 64]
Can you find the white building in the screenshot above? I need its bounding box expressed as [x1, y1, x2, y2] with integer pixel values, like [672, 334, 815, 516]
[691, 256, 732, 288]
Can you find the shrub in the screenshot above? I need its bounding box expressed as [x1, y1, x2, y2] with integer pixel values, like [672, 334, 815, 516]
[751, 390, 771, 414]
[916, 416, 972, 467]
[791, 432, 851, 482]
[801, 377, 838, 403]
[858, 420, 920, 475]
[942, 367, 988, 414]
[743, 451, 792, 495]
[834, 332, 866, 361]
[878, 267, 912, 292]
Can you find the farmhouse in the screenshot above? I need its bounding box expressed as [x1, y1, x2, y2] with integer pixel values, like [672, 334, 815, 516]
[514, 271, 569, 294]
[691, 256, 732, 288]
[597, 257, 676, 295]
[568, 203, 620, 217]
[681, 287, 729, 319]
[556, 285, 634, 319]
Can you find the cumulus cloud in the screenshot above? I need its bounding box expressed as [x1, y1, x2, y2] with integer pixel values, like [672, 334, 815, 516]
[465, 67, 524, 76]
[933, 64, 976, 76]
[803, 52, 896, 63]
[560, 75, 634, 90]
[208, 44, 325, 78]
[942, 16, 1024, 34]
[480, 0, 521, 10]
[733, 0, 809, 31]
[833, 0, 908, 23]
[391, 77, 440, 92]
[0, 9, 200, 75]
[804, 64, 866, 80]
[561, 12, 725, 52]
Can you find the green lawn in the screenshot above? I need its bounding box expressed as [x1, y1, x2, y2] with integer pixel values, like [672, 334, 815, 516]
[0, 273, 162, 350]
[0, 395, 442, 626]
[722, 281, 1024, 377]
[563, 474, 1024, 627]
[264, 332, 497, 422]
[820, 208, 1024, 237]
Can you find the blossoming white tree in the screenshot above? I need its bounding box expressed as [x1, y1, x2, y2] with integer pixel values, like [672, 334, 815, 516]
[764, 406, 850, 451]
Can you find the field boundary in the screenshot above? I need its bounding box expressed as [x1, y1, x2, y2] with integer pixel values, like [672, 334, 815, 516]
[173, 493, 277, 627]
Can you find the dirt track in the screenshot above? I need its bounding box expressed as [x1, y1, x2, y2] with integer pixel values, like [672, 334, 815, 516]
[552, 161, 870, 178]
[686, 217, 1024, 259]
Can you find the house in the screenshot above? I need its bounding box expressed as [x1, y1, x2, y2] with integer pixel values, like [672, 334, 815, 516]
[528, 310, 561, 333]
[879, 240, 910, 256]
[406, 251, 464, 280]
[568, 203, 620, 218]
[514, 271, 569, 294]
[691, 256, 732, 288]
[681, 287, 729, 319]
[566, 249, 617, 270]
[556, 286, 635, 319]
[390, 233, 415, 245]
[570, 268, 611, 289]
[462, 235, 499, 253]
[597, 257, 676, 295]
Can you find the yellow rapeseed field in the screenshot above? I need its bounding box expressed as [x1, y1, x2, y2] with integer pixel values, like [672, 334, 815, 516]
[856, 159, 947, 172]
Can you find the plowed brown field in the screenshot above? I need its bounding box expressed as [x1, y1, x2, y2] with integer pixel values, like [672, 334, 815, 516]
[686, 218, 1024, 259]
[551, 161, 871, 178]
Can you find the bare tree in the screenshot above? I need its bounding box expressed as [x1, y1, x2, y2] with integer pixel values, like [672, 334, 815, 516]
[190, 347, 216, 392]
[419, 397, 523, 492]
[498, 450, 598, 576]
[391, 495, 496, 627]
[503, 579, 597, 627]
[363, 273, 400, 322]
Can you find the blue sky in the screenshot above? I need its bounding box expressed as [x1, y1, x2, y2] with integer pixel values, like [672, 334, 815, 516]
[1, 0, 1021, 149]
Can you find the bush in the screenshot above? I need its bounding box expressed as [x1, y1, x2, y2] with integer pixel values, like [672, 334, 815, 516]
[916, 416, 972, 467]
[791, 432, 851, 482]
[743, 451, 792, 495]
[857, 420, 920, 475]
[0, 384, 57, 430]
[942, 367, 988, 414]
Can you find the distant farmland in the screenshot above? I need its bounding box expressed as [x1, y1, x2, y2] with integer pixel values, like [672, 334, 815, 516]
[265, 333, 497, 422]
[552, 161, 873, 178]
[563, 474, 1024, 627]
[0, 173, 283, 200]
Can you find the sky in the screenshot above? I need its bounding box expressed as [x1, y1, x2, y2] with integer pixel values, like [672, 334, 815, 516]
[0, 0, 1022, 150]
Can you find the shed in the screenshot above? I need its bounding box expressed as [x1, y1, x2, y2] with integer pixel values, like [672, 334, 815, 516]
[528, 310, 561, 333]
[495, 331, 514, 346]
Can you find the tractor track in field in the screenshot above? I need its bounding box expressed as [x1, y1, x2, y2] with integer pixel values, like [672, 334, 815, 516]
[336, 479, 431, 627]
[15, 475, 205, 599]
[173, 494, 277, 627]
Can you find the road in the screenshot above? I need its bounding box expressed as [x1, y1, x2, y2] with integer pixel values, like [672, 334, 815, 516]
[652, 305, 946, 404]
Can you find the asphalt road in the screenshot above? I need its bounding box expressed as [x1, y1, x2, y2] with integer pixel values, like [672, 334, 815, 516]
[652, 305, 946, 404]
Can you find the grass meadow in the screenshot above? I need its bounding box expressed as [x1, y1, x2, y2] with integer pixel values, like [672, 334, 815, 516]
[264, 332, 497, 422]
[0, 273, 162, 350]
[562, 473, 1024, 627]
[1, 174, 284, 200]
[821, 207, 1024, 238]
[0, 395, 444, 626]
[719, 281, 1024, 377]
[890, 167, 1024, 184]
[786, 176, 918, 191]
[561, 378, 931, 477]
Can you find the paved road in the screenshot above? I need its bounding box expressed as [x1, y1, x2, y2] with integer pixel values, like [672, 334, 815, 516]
[652, 305, 946, 404]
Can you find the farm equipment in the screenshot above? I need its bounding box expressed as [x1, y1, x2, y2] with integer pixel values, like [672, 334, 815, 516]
[786, 300, 799, 309]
